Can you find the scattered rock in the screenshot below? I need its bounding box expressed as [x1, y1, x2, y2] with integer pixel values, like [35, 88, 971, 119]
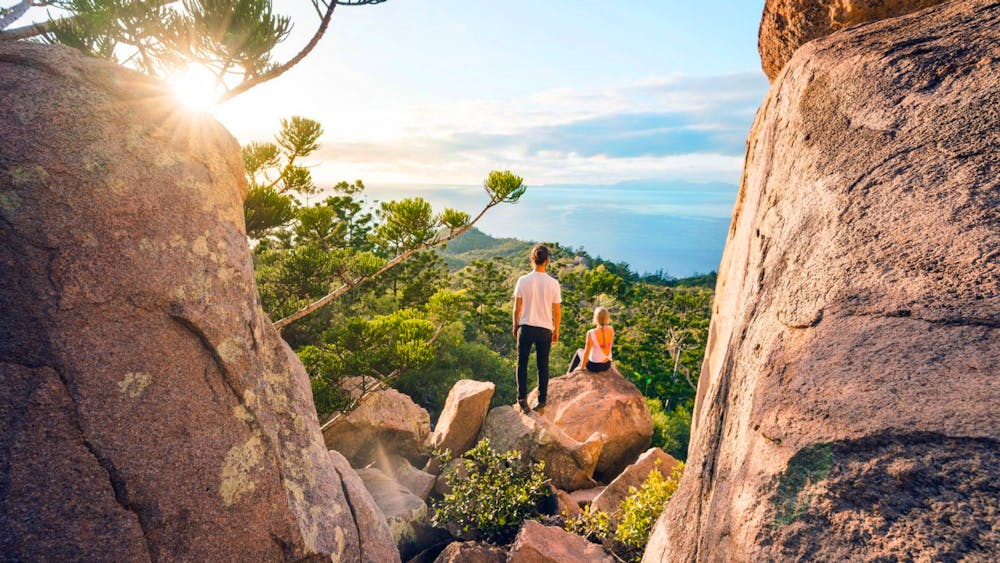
[431, 379, 495, 458]
[374, 454, 437, 501]
[553, 487, 582, 518]
[592, 448, 679, 519]
[759, 0, 947, 80]
[569, 487, 606, 509]
[646, 1, 1000, 560]
[323, 379, 431, 467]
[357, 467, 429, 556]
[434, 541, 508, 563]
[481, 405, 604, 491]
[0, 42, 397, 561]
[509, 520, 614, 562]
[529, 366, 652, 481]
[328, 450, 402, 563]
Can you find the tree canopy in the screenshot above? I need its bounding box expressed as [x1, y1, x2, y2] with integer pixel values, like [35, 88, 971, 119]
[0, 0, 388, 102]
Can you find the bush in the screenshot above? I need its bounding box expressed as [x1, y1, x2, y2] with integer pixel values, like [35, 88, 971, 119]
[613, 462, 684, 558]
[647, 398, 692, 461]
[431, 439, 550, 544]
[565, 461, 684, 561]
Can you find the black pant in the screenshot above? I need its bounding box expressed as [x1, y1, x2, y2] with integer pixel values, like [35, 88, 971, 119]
[516, 325, 552, 402]
[568, 350, 612, 373]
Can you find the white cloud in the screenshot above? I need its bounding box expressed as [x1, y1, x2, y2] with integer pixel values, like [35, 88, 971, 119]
[216, 71, 768, 186]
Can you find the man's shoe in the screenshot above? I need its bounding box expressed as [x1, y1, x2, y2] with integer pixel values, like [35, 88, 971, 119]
[517, 398, 531, 413]
[534, 400, 547, 411]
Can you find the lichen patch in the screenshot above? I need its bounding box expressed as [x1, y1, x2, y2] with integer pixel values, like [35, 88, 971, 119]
[220, 433, 264, 506]
[118, 371, 152, 398]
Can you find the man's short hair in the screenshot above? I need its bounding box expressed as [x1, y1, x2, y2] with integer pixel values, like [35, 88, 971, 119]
[531, 244, 550, 266]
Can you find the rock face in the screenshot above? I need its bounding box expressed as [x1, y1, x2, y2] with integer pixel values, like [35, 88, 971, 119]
[758, 0, 947, 80]
[592, 448, 679, 518]
[529, 366, 653, 481]
[0, 42, 397, 561]
[509, 520, 614, 563]
[481, 405, 605, 491]
[431, 379, 495, 457]
[645, 1, 1000, 561]
[323, 379, 431, 467]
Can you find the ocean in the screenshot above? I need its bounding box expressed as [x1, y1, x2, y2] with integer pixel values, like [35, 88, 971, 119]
[340, 180, 739, 277]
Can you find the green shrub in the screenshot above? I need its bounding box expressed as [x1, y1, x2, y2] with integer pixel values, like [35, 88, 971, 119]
[647, 398, 692, 461]
[613, 462, 684, 558]
[565, 461, 684, 562]
[431, 439, 549, 544]
[565, 505, 612, 542]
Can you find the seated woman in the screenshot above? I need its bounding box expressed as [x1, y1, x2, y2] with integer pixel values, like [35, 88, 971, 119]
[568, 306, 614, 373]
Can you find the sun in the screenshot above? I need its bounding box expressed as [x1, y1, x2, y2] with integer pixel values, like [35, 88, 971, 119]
[170, 64, 222, 111]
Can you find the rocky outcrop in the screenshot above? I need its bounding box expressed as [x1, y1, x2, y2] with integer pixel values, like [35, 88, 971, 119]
[758, 0, 947, 80]
[431, 379, 495, 457]
[434, 541, 508, 563]
[529, 366, 652, 481]
[0, 42, 398, 561]
[509, 520, 614, 563]
[481, 405, 605, 491]
[646, 1, 1000, 561]
[323, 378, 431, 467]
[592, 448, 679, 518]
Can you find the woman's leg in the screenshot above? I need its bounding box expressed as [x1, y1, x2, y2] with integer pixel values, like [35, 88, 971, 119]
[568, 349, 584, 373]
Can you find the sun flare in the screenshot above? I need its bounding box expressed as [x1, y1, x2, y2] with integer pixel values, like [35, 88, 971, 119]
[170, 64, 222, 111]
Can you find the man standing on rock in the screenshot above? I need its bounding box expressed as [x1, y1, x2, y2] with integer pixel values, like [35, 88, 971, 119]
[512, 244, 562, 413]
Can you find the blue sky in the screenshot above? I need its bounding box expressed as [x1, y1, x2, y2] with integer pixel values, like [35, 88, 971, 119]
[213, 0, 770, 186]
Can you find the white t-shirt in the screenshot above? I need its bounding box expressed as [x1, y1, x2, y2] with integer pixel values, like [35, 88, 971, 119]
[513, 271, 562, 331]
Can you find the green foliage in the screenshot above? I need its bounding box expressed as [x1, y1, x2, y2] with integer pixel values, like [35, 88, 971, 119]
[484, 170, 527, 204]
[614, 462, 684, 557]
[564, 461, 684, 562]
[395, 322, 516, 420]
[41, 0, 291, 82]
[564, 505, 612, 543]
[431, 439, 549, 544]
[244, 184, 294, 238]
[647, 399, 692, 461]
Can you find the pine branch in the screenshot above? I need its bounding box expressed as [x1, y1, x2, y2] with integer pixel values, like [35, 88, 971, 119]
[272, 198, 502, 331]
[217, 0, 337, 102]
[318, 321, 446, 430]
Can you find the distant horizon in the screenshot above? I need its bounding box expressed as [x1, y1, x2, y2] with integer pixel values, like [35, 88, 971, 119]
[327, 178, 738, 276]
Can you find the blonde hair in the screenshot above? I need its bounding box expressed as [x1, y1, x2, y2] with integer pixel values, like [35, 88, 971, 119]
[593, 306, 611, 327]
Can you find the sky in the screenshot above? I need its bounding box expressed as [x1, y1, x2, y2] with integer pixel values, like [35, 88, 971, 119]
[8, 0, 772, 274]
[211, 0, 770, 187]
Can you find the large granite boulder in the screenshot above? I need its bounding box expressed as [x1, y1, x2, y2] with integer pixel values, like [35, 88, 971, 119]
[758, 0, 947, 80]
[481, 405, 605, 491]
[509, 520, 614, 563]
[431, 379, 495, 457]
[0, 42, 398, 561]
[645, 1, 1000, 561]
[528, 366, 653, 481]
[591, 448, 680, 519]
[323, 376, 431, 467]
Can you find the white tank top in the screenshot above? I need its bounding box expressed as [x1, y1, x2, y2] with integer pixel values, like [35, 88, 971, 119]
[588, 327, 613, 362]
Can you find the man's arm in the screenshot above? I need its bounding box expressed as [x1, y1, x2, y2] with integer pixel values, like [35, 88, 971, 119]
[552, 302, 561, 343]
[513, 297, 523, 339]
